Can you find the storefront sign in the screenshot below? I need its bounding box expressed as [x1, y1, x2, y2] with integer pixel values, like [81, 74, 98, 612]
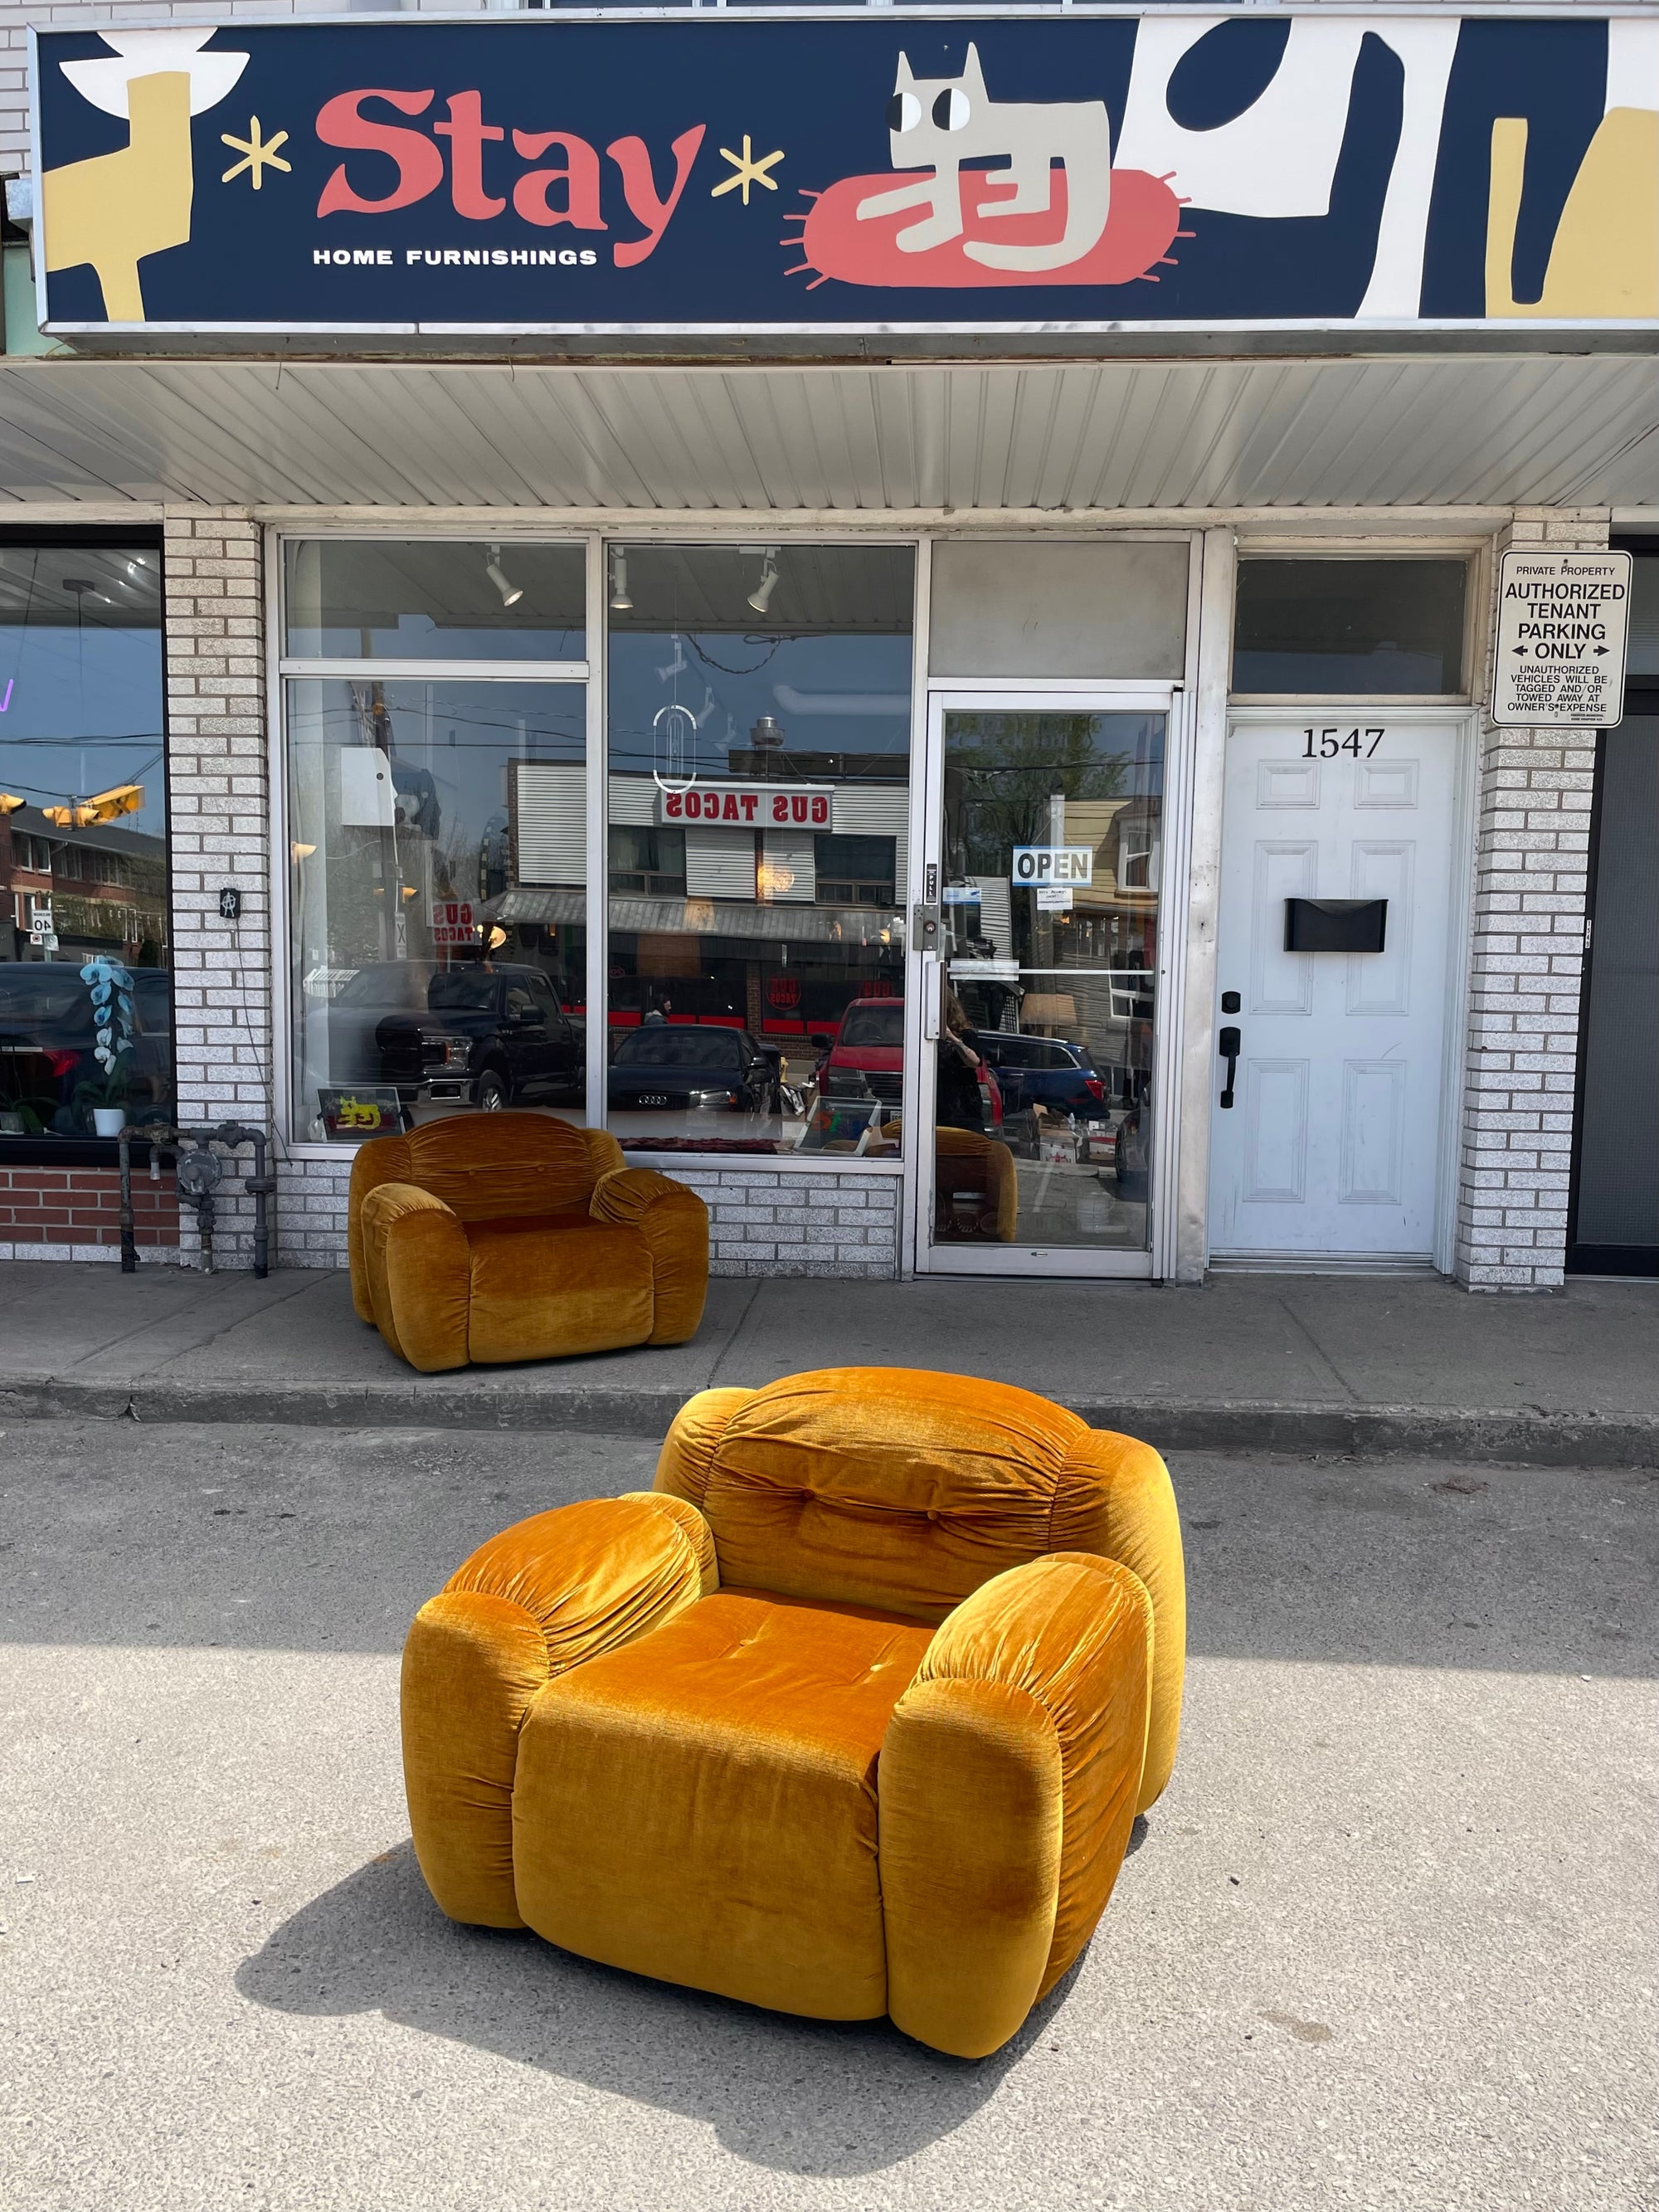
[658, 781, 833, 828]
[30, 14, 1659, 336]
[1492, 549, 1632, 728]
[1013, 845, 1093, 889]
[431, 897, 476, 947]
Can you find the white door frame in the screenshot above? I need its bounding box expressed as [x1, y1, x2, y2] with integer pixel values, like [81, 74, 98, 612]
[908, 680, 1193, 1280]
[1211, 705, 1478, 1278]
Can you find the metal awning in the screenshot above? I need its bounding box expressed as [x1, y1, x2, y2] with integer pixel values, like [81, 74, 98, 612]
[1, 353, 1657, 511]
[492, 886, 903, 948]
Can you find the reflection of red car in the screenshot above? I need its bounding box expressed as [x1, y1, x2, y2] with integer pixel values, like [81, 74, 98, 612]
[817, 999, 1002, 1128]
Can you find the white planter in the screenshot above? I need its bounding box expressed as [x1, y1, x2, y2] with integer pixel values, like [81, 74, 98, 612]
[92, 1106, 128, 1138]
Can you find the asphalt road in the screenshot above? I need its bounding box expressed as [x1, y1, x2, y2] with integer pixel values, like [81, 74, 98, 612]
[2, 1419, 1655, 2212]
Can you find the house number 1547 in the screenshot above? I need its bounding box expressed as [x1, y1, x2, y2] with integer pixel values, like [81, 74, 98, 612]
[1303, 727, 1385, 757]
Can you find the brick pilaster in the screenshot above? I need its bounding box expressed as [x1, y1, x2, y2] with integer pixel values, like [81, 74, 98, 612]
[1455, 508, 1606, 1291]
[163, 509, 273, 1266]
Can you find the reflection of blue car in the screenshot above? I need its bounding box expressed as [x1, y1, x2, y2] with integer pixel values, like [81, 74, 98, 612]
[976, 1034, 1106, 1118]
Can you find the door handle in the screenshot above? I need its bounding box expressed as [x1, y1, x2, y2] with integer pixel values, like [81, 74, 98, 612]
[922, 953, 942, 1041]
[1219, 1025, 1241, 1109]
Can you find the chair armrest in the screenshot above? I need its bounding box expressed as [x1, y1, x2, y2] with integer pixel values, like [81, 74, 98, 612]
[878, 1552, 1151, 2059]
[346, 1130, 416, 1321]
[1053, 1427, 1186, 1811]
[590, 1167, 710, 1346]
[358, 1181, 470, 1373]
[401, 1490, 714, 1927]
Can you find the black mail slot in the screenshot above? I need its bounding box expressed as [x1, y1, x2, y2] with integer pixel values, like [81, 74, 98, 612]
[1284, 898, 1388, 953]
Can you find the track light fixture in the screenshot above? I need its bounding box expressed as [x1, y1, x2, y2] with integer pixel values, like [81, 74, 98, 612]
[609, 548, 633, 611]
[747, 549, 781, 616]
[484, 544, 523, 608]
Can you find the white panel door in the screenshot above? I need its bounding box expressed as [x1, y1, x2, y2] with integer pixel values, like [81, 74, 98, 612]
[1209, 718, 1461, 1264]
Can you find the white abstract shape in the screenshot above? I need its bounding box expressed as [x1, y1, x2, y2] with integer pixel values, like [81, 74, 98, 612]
[61, 31, 248, 121]
[1355, 17, 1459, 319]
[1115, 16, 1367, 218]
[859, 42, 1112, 272]
[1608, 19, 1659, 115]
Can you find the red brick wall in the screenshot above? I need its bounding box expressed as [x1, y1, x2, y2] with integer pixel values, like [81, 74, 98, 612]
[0, 1167, 180, 1249]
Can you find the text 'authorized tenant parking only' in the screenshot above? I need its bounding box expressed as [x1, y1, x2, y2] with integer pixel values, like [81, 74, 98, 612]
[1493, 549, 1632, 728]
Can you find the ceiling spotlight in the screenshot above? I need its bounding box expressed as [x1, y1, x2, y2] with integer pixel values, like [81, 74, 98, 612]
[747, 551, 781, 617]
[609, 548, 633, 612]
[484, 545, 523, 608]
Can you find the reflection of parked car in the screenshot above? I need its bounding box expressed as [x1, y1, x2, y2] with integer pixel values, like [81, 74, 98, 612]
[819, 998, 904, 1113]
[819, 998, 1004, 1130]
[0, 960, 173, 1135]
[609, 1024, 781, 1117]
[328, 961, 581, 1114]
[977, 1035, 1107, 1120]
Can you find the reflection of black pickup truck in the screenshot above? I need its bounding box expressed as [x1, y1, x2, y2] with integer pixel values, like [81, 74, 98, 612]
[327, 961, 581, 1113]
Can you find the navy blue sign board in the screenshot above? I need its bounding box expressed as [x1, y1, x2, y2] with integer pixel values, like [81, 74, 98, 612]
[29, 11, 1659, 336]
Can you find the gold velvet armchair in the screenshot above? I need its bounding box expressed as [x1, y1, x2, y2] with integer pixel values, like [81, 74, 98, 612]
[401, 1366, 1185, 2057]
[348, 1113, 708, 1372]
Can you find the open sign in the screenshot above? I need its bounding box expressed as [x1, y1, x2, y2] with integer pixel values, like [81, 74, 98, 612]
[1012, 846, 1093, 889]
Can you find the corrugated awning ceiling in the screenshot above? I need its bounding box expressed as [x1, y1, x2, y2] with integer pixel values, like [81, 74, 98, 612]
[1, 355, 1656, 512]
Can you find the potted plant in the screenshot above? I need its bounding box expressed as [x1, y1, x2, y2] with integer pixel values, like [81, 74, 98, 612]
[76, 957, 137, 1138]
[75, 1058, 132, 1138]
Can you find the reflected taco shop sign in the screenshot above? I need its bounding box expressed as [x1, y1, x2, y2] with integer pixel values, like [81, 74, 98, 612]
[29, 12, 1659, 335]
[658, 782, 834, 828]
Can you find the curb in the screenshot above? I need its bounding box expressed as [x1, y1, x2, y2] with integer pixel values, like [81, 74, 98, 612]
[2, 1375, 1656, 1466]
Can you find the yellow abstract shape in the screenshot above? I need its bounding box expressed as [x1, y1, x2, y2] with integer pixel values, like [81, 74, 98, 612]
[41, 69, 192, 323]
[1486, 108, 1659, 320]
[711, 134, 785, 206]
[221, 116, 289, 191]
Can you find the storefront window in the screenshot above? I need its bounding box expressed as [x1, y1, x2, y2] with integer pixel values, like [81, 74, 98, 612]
[606, 543, 913, 1156]
[1233, 558, 1467, 695]
[0, 543, 169, 1142]
[284, 539, 588, 1144]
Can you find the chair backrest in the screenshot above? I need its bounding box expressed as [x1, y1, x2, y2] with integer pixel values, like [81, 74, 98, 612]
[347, 1113, 623, 1309]
[656, 1366, 1118, 1624]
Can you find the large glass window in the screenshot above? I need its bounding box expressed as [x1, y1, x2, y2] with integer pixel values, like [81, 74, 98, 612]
[1233, 558, 1467, 696]
[284, 540, 588, 1144]
[0, 543, 169, 1143]
[606, 543, 912, 1156]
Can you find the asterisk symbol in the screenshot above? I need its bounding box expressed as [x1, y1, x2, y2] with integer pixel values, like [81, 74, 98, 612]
[221, 117, 291, 191]
[711, 134, 784, 207]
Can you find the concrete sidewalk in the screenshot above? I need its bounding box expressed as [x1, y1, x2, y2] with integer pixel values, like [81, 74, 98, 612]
[2, 1259, 1657, 1462]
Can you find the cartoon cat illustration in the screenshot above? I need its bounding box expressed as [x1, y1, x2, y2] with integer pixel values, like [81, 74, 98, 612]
[855, 45, 1112, 273]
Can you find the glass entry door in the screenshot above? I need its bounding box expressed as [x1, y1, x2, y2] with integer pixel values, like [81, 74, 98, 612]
[916, 694, 1170, 1276]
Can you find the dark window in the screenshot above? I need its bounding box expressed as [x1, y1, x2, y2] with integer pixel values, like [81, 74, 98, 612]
[815, 833, 896, 906]
[836, 1000, 904, 1049]
[608, 824, 687, 896]
[0, 539, 170, 1143]
[1233, 559, 1467, 695]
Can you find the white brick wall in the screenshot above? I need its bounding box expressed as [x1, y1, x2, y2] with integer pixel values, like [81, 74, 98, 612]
[1454, 507, 1605, 1293]
[163, 507, 274, 1267]
[271, 1157, 901, 1278]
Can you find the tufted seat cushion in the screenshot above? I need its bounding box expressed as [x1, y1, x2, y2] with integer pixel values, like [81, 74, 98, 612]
[513, 1590, 934, 2020]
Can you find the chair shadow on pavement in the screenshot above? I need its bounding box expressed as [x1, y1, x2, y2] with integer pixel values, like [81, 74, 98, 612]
[236, 1840, 1055, 2177]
